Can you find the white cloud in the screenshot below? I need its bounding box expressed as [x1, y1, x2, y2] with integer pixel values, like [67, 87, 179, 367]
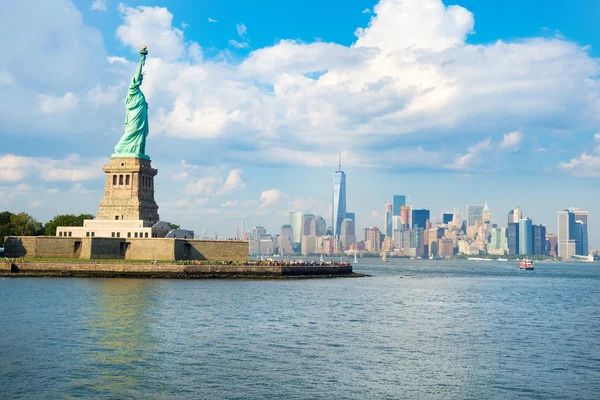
[0, 154, 102, 183]
[0, 70, 14, 86]
[595, 133, 600, 141]
[116, 4, 186, 62]
[108, 56, 129, 65]
[221, 200, 238, 208]
[91, 0, 107, 11]
[229, 39, 250, 49]
[39, 92, 78, 114]
[181, 22, 190, 29]
[260, 189, 282, 209]
[220, 169, 245, 194]
[559, 153, 600, 177]
[500, 131, 523, 151]
[184, 169, 245, 196]
[208, 18, 218, 23]
[237, 23, 247, 38]
[362, 8, 371, 14]
[70, 183, 94, 195]
[87, 82, 125, 107]
[446, 138, 492, 170]
[30, 200, 42, 208]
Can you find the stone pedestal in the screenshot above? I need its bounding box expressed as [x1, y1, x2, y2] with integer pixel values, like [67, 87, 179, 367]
[97, 157, 159, 225]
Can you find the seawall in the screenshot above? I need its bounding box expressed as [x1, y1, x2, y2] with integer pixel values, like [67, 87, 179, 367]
[0, 261, 361, 279]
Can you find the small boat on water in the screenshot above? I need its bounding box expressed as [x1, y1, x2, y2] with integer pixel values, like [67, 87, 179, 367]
[519, 259, 535, 270]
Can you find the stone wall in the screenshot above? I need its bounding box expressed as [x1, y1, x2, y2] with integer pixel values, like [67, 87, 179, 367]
[186, 240, 248, 261]
[124, 238, 176, 260]
[1, 260, 354, 278]
[4, 236, 249, 261]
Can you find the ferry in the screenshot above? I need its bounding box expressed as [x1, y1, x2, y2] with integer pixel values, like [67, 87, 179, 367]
[519, 259, 535, 270]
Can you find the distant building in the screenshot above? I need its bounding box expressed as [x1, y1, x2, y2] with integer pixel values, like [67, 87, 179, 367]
[332, 158, 347, 238]
[440, 239, 454, 258]
[290, 212, 302, 245]
[278, 225, 294, 255]
[340, 218, 356, 250]
[252, 226, 267, 240]
[384, 202, 393, 237]
[310, 216, 327, 236]
[392, 195, 406, 216]
[489, 228, 508, 254]
[442, 212, 453, 225]
[412, 209, 430, 230]
[546, 234, 558, 257]
[301, 235, 318, 256]
[519, 218, 533, 255]
[466, 205, 485, 227]
[507, 222, 519, 255]
[235, 221, 244, 240]
[507, 206, 523, 226]
[302, 213, 315, 237]
[558, 210, 579, 259]
[345, 212, 355, 223]
[400, 206, 411, 231]
[365, 227, 381, 253]
[532, 224, 547, 256]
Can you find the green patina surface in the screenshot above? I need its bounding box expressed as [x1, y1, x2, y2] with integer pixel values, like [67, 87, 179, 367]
[112, 48, 150, 160]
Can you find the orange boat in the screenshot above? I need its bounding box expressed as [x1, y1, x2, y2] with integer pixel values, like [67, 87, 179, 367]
[519, 259, 535, 270]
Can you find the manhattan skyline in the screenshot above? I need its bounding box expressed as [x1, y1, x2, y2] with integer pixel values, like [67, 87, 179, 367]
[1, 0, 600, 246]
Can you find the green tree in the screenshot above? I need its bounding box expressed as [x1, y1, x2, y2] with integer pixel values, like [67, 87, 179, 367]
[169, 223, 181, 230]
[44, 213, 94, 236]
[0, 211, 14, 246]
[8, 212, 44, 237]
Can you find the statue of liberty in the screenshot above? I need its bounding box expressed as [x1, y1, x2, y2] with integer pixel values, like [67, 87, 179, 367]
[113, 46, 150, 160]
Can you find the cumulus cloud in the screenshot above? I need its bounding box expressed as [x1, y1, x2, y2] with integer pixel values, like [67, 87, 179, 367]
[0, 154, 102, 182]
[260, 189, 282, 209]
[361, 8, 371, 14]
[184, 169, 245, 196]
[116, 4, 186, 62]
[208, 18, 217, 23]
[91, 0, 107, 11]
[0, 70, 14, 86]
[500, 131, 523, 151]
[87, 82, 125, 107]
[559, 153, 600, 177]
[39, 92, 78, 114]
[447, 138, 492, 170]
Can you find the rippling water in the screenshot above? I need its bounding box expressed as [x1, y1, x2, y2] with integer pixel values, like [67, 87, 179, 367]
[1, 260, 599, 399]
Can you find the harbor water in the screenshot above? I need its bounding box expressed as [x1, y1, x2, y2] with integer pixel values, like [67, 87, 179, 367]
[1, 259, 599, 399]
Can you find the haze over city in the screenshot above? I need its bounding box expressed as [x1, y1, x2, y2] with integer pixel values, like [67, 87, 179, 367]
[1, 0, 600, 246]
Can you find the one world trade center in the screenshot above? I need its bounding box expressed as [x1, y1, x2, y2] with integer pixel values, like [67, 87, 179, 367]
[332, 154, 346, 238]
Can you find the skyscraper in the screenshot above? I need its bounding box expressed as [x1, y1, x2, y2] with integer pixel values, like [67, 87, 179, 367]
[412, 209, 430, 229]
[557, 210, 578, 259]
[384, 202, 393, 237]
[302, 213, 315, 237]
[278, 225, 294, 255]
[466, 205, 485, 227]
[310, 216, 327, 236]
[290, 212, 302, 245]
[519, 218, 533, 255]
[442, 212, 453, 225]
[400, 206, 411, 231]
[392, 195, 406, 216]
[340, 218, 356, 250]
[332, 155, 346, 238]
[507, 222, 519, 255]
[532, 224, 547, 255]
[507, 206, 523, 226]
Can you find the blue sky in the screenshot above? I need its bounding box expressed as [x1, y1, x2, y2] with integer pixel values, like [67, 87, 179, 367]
[1, 0, 600, 245]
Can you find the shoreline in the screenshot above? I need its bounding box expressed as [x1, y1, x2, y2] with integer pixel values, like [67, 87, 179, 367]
[1, 260, 364, 280]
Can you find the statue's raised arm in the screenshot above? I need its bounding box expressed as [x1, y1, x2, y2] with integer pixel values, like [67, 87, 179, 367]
[112, 46, 150, 160]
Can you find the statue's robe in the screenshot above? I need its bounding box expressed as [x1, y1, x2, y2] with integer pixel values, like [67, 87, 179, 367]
[114, 67, 149, 158]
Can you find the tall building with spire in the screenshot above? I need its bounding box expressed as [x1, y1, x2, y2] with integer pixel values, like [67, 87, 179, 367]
[332, 152, 347, 238]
